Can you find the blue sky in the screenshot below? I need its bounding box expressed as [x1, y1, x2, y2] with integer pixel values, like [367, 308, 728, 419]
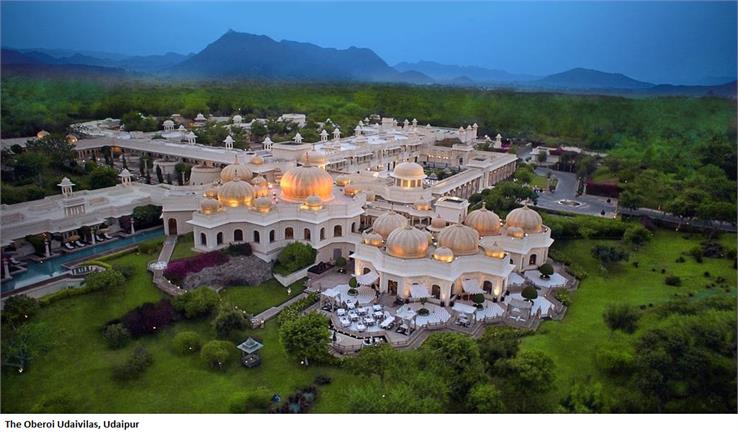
[1, 1, 736, 84]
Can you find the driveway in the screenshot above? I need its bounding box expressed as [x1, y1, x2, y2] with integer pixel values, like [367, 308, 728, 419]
[533, 168, 618, 218]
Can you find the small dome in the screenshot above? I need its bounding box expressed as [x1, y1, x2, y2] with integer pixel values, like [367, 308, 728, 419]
[280, 166, 334, 202]
[303, 195, 323, 211]
[363, 232, 384, 247]
[200, 198, 220, 215]
[300, 150, 327, 167]
[254, 196, 273, 213]
[372, 212, 408, 239]
[218, 179, 255, 207]
[335, 174, 351, 187]
[203, 188, 219, 199]
[437, 224, 480, 256]
[65, 134, 78, 144]
[220, 156, 253, 183]
[414, 200, 432, 211]
[36, 130, 50, 139]
[392, 162, 427, 180]
[251, 176, 267, 186]
[430, 217, 447, 229]
[505, 205, 543, 233]
[506, 226, 525, 239]
[254, 183, 270, 198]
[481, 240, 506, 259]
[233, 114, 243, 123]
[433, 247, 455, 263]
[344, 185, 360, 197]
[385, 226, 430, 259]
[465, 207, 501, 236]
[250, 155, 264, 165]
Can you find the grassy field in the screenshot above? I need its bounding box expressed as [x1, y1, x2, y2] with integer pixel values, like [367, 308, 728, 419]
[0, 251, 358, 413]
[220, 279, 305, 315]
[170, 233, 196, 260]
[520, 229, 737, 403]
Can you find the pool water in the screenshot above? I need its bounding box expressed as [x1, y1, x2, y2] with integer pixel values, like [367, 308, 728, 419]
[1, 229, 163, 293]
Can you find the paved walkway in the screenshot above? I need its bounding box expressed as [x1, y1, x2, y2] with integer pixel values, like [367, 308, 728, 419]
[251, 292, 309, 326]
[151, 235, 184, 296]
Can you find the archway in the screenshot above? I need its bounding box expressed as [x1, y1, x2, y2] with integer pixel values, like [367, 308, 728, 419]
[234, 229, 243, 242]
[304, 228, 311, 241]
[387, 280, 398, 295]
[167, 218, 178, 235]
[432, 284, 441, 299]
[200, 233, 207, 246]
[529, 254, 537, 265]
[483, 280, 493, 294]
[216, 232, 223, 245]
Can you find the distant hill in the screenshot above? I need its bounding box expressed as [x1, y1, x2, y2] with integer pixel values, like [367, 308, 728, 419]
[644, 80, 737, 98]
[1, 48, 44, 65]
[16, 49, 191, 73]
[395, 60, 538, 84]
[168, 30, 431, 83]
[535, 68, 654, 90]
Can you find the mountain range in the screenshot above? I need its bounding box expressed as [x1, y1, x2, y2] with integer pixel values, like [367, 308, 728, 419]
[2, 30, 735, 97]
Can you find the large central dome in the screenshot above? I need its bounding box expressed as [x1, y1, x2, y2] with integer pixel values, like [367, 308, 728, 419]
[437, 224, 480, 256]
[465, 207, 501, 236]
[505, 205, 543, 233]
[279, 165, 334, 202]
[385, 226, 430, 259]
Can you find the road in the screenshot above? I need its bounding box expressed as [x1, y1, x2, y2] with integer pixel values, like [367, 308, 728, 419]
[533, 168, 618, 217]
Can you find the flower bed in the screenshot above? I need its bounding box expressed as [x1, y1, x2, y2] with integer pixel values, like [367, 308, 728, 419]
[164, 251, 229, 284]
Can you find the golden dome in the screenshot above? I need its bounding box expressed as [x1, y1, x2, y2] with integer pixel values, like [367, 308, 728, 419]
[465, 207, 501, 236]
[254, 184, 270, 198]
[280, 166, 335, 202]
[414, 200, 432, 211]
[363, 232, 384, 247]
[303, 195, 323, 211]
[36, 130, 50, 139]
[203, 188, 219, 199]
[344, 185, 360, 197]
[251, 176, 267, 186]
[385, 226, 430, 259]
[254, 196, 273, 213]
[505, 205, 543, 233]
[372, 212, 408, 239]
[433, 247, 455, 263]
[437, 224, 480, 256]
[250, 155, 264, 165]
[218, 179, 255, 207]
[506, 226, 525, 239]
[65, 134, 78, 144]
[481, 240, 506, 259]
[335, 174, 351, 187]
[430, 217, 447, 229]
[300, 150, 327, 167]
[200, 198, 220, 215]
[220, 156, 253, 182]
[392, 162, 427, 180]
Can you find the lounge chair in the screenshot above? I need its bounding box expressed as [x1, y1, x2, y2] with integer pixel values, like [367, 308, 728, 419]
[103, 233, 113, 240]
[75, 240, 86, 247]
[64, 242, 75, 250]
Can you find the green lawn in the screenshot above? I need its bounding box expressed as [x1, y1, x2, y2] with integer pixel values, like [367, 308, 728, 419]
[0, 251, 356, 413]
[170, 233, 196, 260]
[520, 229, 737, 403]
[530, 174, 550, 189]
[220, 279, 305, 315]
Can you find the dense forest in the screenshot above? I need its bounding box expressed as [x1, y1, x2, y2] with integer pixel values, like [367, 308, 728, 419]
[1, 77, 736, 220]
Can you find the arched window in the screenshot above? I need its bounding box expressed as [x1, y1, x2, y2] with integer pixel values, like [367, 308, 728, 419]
[216, 232, 223, 245]
[234, 229, 243, 242]
[387, 280, 398, 295]
[351, 222, 357, 233]
[333, 225, 342, 237]
[529, 254, 537, 265]
[483, 281, 493, 294]
[285, 227, 294, 240]
[304, 228, 311, 241]
[253, 231, 260, 244]
[432, 285, 441, 299]
[320, 228, 325, 241]
[269, 230, 275, 243]
[363, 267, 370, 274]
[200, 233, 207, 246]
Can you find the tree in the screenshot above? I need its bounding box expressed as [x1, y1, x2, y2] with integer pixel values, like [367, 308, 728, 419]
[591, 245, 629, 268]
[103, 323, 130, 349]
[347, 344, 401, 384]
[84, 269, 125, 291]
[421, 333, 484, 402]
[538, 263, 554, 278]
[173, 331, 202, 355]
[212, 305, 250, 338]
[112, 346, 153, 381]
[521, 285, 538, 302]
[466, 383, 505, 413]
[132, 205, 163, 229]
[602, 304, 640, 334]
[88, 166, 118, 189]
[497, 350, 556, 412]
[275, 242, 316, 275]
[623, 226, 652, 246]
[560, 381, 608, 413]
[279, 312, 330, 366]
[477, 327, 524, 373]
[173, 287, 219, 319]
[200, 340, 235, 370]
[1, 295, 39, 328]
[174, 162, 192, 185]
[575, 155, 597, 180]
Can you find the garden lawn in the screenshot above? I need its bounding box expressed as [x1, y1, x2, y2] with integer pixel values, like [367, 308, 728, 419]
[220, 279, 305, 315]
[0, 252, 355, 413]
[520, 229, 737, 403]
[170, 233, 196, 260]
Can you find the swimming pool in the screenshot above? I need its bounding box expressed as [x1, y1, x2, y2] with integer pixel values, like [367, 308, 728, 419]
[1, 229, 164, 293]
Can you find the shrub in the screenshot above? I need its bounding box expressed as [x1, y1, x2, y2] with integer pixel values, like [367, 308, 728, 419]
[173, 287, 219, 319]
[623, 226, 652, 246]
[689, 246, 703, 263]
[603, 304, 640, 334]
[173, 331, 201, 355]
[1, 294, 39, 327]
[334, 257, 347, 268]
[521, 286, 538, 301]
[591, 245, 629, 268]
[112, 346, 153, 381]
[538, 263, 554, 277]
[121, 299, 176, 337]
[103, 323, 130, 349]
[112, 264, 135, 279]
[472, 293, 485, 304]
[137, 239, 163, 255]
[348, 277, 358, 288]
[554, 290, 570, 307]
[278, 293, 320, 325]
[664, 275, 682, 286]
[213, 305, 251, 338]
[226, 243, 252, 256]
[201, 340, 235, 370]
[84, 269, 125, 291]
[593, 342, 635, 376]
[314, 375, 332, 385]
[229, 390, 273, 413]
[164, 251, 229, 284]
[675, 256, 685, 263]
[273, 242, 316, 275]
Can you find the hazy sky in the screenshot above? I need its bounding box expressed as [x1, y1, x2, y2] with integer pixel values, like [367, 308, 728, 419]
[1, 1, 736, 84]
